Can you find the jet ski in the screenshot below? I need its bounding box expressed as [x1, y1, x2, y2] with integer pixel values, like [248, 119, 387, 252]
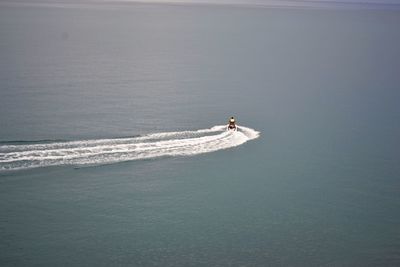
[227, 116, 237, 131]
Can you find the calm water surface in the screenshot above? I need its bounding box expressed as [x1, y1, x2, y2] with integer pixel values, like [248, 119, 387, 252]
[0, 3, 400, 266]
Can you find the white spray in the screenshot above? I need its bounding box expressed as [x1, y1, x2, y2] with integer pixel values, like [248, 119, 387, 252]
[0, 125, 260, 171]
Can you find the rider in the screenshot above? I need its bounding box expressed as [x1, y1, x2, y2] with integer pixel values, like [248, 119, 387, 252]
[228, 116, 236, 129]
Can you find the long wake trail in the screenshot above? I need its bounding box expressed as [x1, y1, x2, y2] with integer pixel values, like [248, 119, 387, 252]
[0, 125, 259, 171]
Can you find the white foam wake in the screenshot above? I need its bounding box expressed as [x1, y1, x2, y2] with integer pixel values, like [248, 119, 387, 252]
[0, 125, 259, 171]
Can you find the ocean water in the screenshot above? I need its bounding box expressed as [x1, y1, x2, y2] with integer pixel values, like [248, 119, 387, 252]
[1, 2, 400, 266]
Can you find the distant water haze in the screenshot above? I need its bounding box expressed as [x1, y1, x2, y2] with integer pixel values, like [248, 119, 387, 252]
[2, 0, 400, 9]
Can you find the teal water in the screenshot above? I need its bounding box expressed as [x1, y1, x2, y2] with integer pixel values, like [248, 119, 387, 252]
[1, 3, 400, 266]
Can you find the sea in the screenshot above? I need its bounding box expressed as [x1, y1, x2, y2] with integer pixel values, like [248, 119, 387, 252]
[0, 1, 399, 266]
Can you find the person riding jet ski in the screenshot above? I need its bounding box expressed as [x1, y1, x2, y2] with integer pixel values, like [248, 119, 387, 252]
[227, 116, 237, 130]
